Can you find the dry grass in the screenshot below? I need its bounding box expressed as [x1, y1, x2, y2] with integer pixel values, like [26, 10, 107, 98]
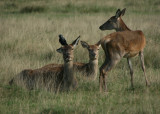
[0, 0, 160, 113]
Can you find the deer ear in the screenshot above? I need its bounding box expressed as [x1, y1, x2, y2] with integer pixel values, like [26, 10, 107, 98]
[81, 41, 89, 48]
[56, 48, 63, 53]
[59, 34, 68, 46]
[115, 9, 121, 18]
[96, 41, 101, 48]
[121, 8, 126, 16]
[71, 36, 80, 48]
[116, 9, 121, 15]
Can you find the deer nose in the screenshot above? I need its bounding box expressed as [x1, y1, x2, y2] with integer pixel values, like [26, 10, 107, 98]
[90, 53, 96, 57]
[99, 26, 102, 30]
[65, 54, 73, 60]
[100, 26, 105, 30]
[93, 53, 96, 56]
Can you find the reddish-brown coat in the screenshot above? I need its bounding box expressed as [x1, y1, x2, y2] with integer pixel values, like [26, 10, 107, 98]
[9, 36, 80, 92]
[100, 30, 146, 58]
[99, 8, 149, 92]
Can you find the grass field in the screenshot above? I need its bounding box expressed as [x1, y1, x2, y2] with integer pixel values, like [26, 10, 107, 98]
[0, 0, 160, 113]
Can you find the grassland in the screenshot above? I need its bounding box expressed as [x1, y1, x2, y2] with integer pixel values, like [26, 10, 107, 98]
[0, 0, 160, 113]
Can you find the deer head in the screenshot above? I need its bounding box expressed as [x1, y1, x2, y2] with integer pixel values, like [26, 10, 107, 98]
[99, 8, 126, 31]
[81, 41, 100, 61]
[57, 35, 80, 62]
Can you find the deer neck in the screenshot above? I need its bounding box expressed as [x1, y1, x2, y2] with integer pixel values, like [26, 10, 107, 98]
[63, 60, 77, 90]
[64, 60, 74, 81]
[116, 18, 131, 32]
[87, 59, 98, 76]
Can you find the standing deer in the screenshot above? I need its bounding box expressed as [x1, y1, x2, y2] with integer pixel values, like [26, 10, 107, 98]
[9, 35, 80, 92]
[98, 8, 149, 92]
[73, 41, 100, 79]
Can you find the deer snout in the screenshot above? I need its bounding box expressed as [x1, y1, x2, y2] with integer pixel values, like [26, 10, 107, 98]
[64, 54, 73, 62]
[90, 53, 97, 60]
[99, 25, 105, 30]
[99, 26, 102, 30]
[91, 53, 96, 57]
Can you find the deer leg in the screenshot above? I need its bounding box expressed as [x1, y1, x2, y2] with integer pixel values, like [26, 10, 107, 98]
[139, 51, 149, 86]
[99, 70, 104, 92]
[100, 68, 107, 92]
[127, 58, 134, 89]
[102, 72, 107, 92]
[100, 58, 120, 92]
[99, 66, 108, 92]
[99, 59, 108, 92]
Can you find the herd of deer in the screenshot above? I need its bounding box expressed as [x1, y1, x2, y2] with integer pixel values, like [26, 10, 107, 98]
[9, 8, 149, 93]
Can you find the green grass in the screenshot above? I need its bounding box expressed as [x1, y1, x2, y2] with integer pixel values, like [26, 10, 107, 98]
[0, 0, 160, 113]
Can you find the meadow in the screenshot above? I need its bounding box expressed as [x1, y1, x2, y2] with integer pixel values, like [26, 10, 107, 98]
[0, 0, 160, 113]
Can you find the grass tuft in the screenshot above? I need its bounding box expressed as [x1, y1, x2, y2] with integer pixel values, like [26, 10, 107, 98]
[20, 6, 46, 13]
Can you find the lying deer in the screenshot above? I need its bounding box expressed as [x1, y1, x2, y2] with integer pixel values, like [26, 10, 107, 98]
[9, 35, 80, 92]
[43, 40, 100, 79]
[98, 8, 149, 92]
[74, 41, 100, 79]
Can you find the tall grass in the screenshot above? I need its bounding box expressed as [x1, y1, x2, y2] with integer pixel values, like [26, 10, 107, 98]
[0, 0, 160, 113]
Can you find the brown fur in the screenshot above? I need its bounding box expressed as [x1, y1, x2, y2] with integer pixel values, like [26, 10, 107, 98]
[99, 8, 149, 92]
[35, 42, 100, 79]
[100, 30, 146, 58]
[9, 37, 80, 92]
[73, 42, 100, 79]
[117, 17, 131, 31]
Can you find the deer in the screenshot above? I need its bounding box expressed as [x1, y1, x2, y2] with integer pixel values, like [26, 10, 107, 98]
[73, 41, 100, 79]
[42, 40, 100, 79]
[98, 8, 149, 92]
[9, 35, 80, 92]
